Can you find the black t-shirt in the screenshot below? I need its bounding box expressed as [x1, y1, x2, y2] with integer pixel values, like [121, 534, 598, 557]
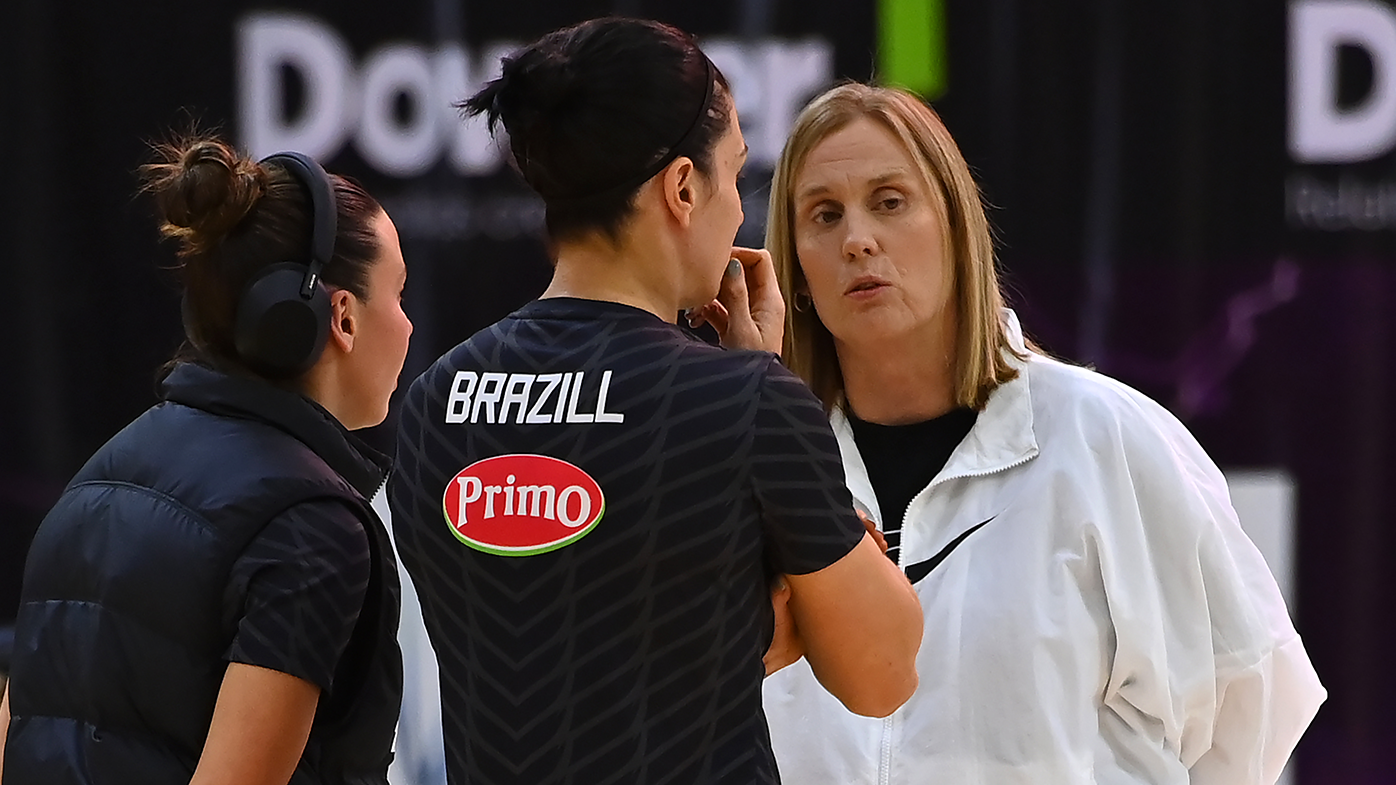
[847, 407, 977, 564]
[390, 298, 865, 785]
[223, 498, 372, 692]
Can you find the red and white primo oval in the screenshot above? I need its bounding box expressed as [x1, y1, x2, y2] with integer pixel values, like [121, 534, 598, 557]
[441, 454, 605, 556]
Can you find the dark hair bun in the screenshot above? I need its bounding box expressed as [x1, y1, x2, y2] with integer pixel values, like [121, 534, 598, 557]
[460, 16, 729, 239]
[490, 51, 581, 138]
[142, 137, 266, 257]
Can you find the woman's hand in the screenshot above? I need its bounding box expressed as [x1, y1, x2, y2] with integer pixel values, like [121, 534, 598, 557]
[764, 577, 806, 676]
[687, 247, 786, 355]
[857, 509, 889, 555]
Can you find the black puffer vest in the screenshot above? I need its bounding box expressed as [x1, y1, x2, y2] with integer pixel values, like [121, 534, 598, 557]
[4, 363, 402, 785]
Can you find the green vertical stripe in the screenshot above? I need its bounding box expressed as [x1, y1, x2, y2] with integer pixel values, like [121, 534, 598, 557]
[878, 0, 948, 99]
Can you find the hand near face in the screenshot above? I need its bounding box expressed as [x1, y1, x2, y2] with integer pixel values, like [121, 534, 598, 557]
[686, 246, 786, 355]
[764, 576, 806, 677]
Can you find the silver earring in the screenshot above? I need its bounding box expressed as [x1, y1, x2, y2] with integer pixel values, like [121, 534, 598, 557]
[793, 292, 813, 313]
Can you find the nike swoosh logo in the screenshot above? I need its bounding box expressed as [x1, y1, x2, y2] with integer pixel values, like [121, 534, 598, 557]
[903, 516, 996, 584]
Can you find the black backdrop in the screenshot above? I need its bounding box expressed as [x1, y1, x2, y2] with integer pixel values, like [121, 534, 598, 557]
[3, 1, 1395, 781]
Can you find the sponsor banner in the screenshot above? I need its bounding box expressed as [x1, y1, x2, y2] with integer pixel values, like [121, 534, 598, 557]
[1287, 0, 1396, 238]
[233, 10, 835, 245]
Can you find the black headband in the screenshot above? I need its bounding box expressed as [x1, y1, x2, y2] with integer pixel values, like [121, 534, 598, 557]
[545, 53, 718, 206]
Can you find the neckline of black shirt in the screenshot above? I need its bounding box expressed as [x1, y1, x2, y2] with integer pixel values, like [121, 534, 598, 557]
[160, 362, 391, 499]
[847, 406, 978, 563]
[519, 296, 668, 323]
[518, 296, 731, 347]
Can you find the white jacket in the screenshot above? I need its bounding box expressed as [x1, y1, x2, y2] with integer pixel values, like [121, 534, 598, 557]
[763, 311, 1325, 784]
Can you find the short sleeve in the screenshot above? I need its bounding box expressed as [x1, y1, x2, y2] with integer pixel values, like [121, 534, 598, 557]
[750, 358, 866, 575]
[224, 499, 373, 692]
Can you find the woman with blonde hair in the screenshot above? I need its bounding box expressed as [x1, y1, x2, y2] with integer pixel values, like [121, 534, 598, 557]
[759, 82, 1325, 784]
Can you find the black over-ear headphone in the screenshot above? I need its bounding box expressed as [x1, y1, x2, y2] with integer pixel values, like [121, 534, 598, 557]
[233, 152, 337, 379]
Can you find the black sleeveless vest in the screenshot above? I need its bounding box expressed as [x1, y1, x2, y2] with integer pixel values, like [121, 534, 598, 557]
[4, 363, 402, 785]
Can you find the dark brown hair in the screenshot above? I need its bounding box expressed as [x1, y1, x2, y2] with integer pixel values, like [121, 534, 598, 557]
[141, 135, 384, 376]
[461, 17, 731, 243]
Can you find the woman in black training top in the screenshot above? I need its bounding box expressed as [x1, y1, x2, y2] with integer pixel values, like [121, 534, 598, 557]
[389, 17, 922, 785]
[1, 136, 411, 785]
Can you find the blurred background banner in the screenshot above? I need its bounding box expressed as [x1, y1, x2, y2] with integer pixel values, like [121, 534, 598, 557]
[2, 0, 1394, 781]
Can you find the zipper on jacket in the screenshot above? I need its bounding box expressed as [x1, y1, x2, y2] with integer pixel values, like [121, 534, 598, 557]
[902, 450, 1036, 529]
[874, 450, 1035, 785]
[880, 712, 895, 785]
[876, 491, 910, 785]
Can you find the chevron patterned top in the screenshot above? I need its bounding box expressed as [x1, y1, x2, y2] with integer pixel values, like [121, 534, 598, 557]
[390, 297, 865, 785]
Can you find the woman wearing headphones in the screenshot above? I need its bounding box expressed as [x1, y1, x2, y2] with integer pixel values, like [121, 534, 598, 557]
[0, 136, 411, 785]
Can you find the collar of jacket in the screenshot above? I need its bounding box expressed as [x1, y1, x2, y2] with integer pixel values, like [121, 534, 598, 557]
[160, 362, 392, 499]
[832, 308, 1040, 505]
